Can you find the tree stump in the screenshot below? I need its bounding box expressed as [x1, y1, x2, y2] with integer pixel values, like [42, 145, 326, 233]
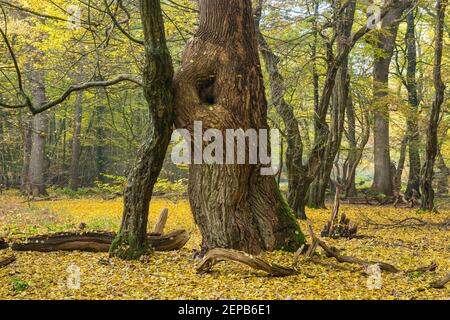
[321, 187, 358, 238]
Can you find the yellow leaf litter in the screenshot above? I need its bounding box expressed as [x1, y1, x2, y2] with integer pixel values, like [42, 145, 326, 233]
[0, 192, 448, 299]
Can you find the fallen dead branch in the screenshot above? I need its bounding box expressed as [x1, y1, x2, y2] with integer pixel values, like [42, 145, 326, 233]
[11, 229, 190, 252]
[361, 215, 450, 230]
[305, 221, 437, 274]
[430, 272, 450, 289]
[306, 256, 359, 272]
[197, 248, 298, 277]
[0, 255, 15, 267]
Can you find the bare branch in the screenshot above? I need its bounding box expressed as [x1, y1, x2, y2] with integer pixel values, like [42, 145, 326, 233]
[0, 75, 142, 114]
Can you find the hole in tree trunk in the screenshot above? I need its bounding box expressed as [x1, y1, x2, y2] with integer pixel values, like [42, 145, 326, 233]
[198, 76, 216, 105]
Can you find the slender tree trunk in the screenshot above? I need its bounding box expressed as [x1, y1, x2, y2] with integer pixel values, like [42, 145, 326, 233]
[69, 91, 83, 190]
[28, 69, 48, 197]
[173, 0, 304, 254]
[436, 151, 448, 195]
[255, 1, 309, 219]
[109, 0, 175, 259]
[20, 113, 32, 193]
[372, 2, 408, 196]
[95, 105, 107, 181]
[420, 0, 447, 210]
[394, 134, 408, 192]
[404, 12, 421, 198]
[308, 0, 356, 208]
[345, 94, 358, 197]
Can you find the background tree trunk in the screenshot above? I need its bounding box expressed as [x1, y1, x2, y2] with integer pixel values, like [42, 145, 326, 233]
[109, 0, 174, 259]
[28, 69, 48, 197]
[436, 151, 448, 195]
[20, 113, 32, 193]
[344, 94, 358, 198]
[174, 0, 304, 254]
[372, 1, 408, 196]
[404, 11, 421, 198]
[69, 91, 83, 191]
[394, 134, 408, 192]
[255, 0, 310, 220]
[420, 0, 447, 210]
[308, 0, 356, 208]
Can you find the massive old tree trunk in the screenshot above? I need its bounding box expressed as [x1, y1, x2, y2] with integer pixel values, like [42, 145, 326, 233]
[420, 0, 447, 210]
[28, 69, 48, 197]
[372, 1, 408, 196]
[109, 0, 174, 259]
[404, 12, 421, 198]
[173, 0, 304, 254]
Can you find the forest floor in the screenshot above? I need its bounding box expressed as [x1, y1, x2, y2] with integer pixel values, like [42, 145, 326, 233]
[0, 191, 449, 300]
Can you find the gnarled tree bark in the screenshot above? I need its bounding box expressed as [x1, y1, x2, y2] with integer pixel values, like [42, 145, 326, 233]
[173, 0, 304, 254]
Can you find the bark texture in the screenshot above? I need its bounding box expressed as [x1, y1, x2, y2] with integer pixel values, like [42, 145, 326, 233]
[173, 0, 304, 254]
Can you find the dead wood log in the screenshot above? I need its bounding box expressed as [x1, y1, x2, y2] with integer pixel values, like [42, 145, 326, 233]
[197, 248, 298, 277]
[153, 208, 169, 235]
[0, 238, 8, 250]
[318, 241, 400, 273]
[11, 230, 190, 253]
[305, 221, 437, 275]
[406, 262, 438, 275]
[430, 272, 450, 289]
[0, 255, 15, 267]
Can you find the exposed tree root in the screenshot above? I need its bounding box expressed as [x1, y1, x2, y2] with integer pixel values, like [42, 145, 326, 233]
[430, 273, 450, 289]
[197, 248, 298, 277]
[11, 230, 190, 252]
[0, 255, 15, 267]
